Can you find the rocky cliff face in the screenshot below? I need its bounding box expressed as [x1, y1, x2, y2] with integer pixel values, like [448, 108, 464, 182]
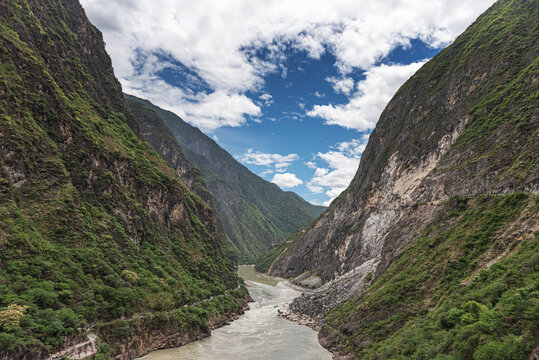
[125, 95, 326, 264]
[0, 0, 245, 358]
[270, 0, 538, 357]
[271, 0, 537, 282]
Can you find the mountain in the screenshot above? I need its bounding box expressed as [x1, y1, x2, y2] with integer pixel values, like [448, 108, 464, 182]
[0, 1, 249, 359]
[125, 95, 325, 264]
[123, 98, 238, 262]
[268, 0, 539, 358]
[123, 98, 215, 204]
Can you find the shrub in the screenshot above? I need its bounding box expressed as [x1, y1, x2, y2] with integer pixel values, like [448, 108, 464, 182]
[28, 287, 59, 308]
[440, 307, 465, 329]
[473, 335, 528, 360]
[120, 270, 139, 284]
[95, 342, 113, 360]
[0, 304, 29, 328]
[0, 332, 19, 351]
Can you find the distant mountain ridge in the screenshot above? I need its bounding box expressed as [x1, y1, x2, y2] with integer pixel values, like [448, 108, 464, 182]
[125, 94, 325, 263]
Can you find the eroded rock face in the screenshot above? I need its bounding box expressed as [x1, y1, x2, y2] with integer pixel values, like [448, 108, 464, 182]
[270, 81, 471, 284]
[270, 0, 538, 325]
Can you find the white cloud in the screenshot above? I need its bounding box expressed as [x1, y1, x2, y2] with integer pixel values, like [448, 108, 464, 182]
[307, 184, 324, 193]
[238, 149, 299, 172]
[305, 161, 317, 169]
[326, 76, 354, 96]
[337, 133, 370, 156]
[259, 93, 274, 107]
[80, 0, 494, 131]
[306, 135, 370, 205]
[307, 61, 426, 131]
[272, 173, 304, 188]
[118, 54, 261, 132]
[260, 168, 274, 176]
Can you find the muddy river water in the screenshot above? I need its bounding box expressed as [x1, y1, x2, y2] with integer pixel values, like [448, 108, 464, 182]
[138, 265, 331, 360]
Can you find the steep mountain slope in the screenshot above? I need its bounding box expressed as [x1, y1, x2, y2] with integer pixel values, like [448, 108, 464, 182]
[0, 1, 248, 359]
[269, 0, 538, 358]
[123, 98, 238, 262]
[125, 95, 325, 263]
[124, 98, 213, 204]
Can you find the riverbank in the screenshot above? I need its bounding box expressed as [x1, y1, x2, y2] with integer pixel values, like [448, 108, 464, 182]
[240, 265, 323, 331]
[43, 287, 252, 360]
[138, 265, 331, 360]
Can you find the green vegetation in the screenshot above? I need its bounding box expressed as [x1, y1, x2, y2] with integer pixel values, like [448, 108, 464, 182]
[255, 239, 293, 274]
[325, 193, 538, 359]
[96, 287, 249, 356]
[124, 99, 240, 265]
[0, 0, 244, 356]
[255, 215, 321, 273]
[125, 95, 325, 264]
[124, 99, 214, 204]
[314, 1, 539, 357]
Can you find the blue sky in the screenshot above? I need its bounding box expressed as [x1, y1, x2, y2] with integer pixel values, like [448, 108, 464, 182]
[81, 0, 495, 205]
[212, 42, 439, 205]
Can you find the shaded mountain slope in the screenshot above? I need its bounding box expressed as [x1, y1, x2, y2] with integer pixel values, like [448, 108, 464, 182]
[0, 0, 248, 358]
[124, 98, 214, 204]
[267, 0, 538, 358]
[125, 95, 325, 263]
[123, 98, 238, 263]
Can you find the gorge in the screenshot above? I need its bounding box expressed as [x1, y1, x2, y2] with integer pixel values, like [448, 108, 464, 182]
[0, 0, 537, 359]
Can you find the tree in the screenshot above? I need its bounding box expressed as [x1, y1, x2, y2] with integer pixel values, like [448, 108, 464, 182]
[0, 304, 29, 328]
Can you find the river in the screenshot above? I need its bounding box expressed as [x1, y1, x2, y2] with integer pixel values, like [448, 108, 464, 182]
[138, 265, 331, 360]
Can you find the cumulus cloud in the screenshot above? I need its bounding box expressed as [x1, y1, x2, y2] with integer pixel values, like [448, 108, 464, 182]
[238, 149, 299, 172]
[309, 152, 360, 205]
[80, 0, 494, 131]
[307, 61, 426, 131]
[326, 76, 354, 96]
[272, 173, 304, 188]
[307, 135, 370, 205]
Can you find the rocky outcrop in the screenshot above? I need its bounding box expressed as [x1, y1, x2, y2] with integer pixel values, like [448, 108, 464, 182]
[97, 292, 252, 360]
[281, 256, 381, 329]
[44, 290, 252, 360]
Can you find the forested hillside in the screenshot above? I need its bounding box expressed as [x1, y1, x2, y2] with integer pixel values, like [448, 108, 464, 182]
[0, 1, 248, 358]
